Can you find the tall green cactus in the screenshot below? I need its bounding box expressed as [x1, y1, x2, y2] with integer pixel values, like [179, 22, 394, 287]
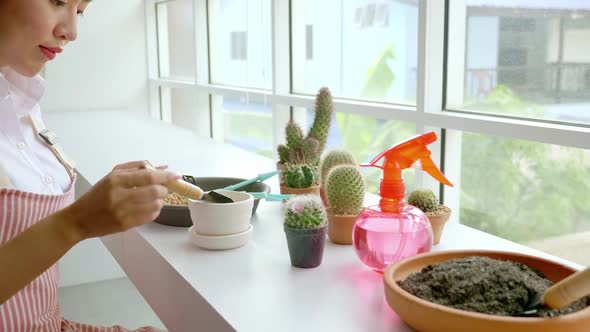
[278, 122, 321, 165]
[308, 87, 333, 155]
[277, 87, 333, 165]
[284, 194, 327, 229]
[408, 189, 439, 213]
[283, 163, 318, 188]
[320, 150, 356, 189]
[326, 165, 365, 215]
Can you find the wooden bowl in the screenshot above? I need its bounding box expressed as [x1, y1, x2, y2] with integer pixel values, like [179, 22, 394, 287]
[383, 250, 590, 332]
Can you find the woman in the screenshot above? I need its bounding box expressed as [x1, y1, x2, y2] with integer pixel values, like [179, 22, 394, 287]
[1, 1, 173, 331]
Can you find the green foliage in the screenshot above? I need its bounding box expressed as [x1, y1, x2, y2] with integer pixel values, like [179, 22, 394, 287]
[460, 85, 590, 242]
[360, 44, 396, 99]
[308, 87, 334, 154]
[408, 189, 439, 213]
[320, 150, 356, 189]
[284, 195, 327, 229]
[283, 163, 318, 188]
[278, 87, 333, 165]
[326, 165, 365, 215]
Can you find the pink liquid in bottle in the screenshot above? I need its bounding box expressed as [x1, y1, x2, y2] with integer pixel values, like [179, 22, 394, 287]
[353, 204, 433, 272]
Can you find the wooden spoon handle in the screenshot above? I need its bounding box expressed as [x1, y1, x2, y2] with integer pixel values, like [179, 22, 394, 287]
[167, 179, 205, 200]
[144, 162, 204, 200]
[544, 266, 590, 309]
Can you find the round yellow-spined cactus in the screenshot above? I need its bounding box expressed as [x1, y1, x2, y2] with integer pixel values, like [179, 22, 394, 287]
[408, 189, 439, 213]
[326, 165, 365, 215]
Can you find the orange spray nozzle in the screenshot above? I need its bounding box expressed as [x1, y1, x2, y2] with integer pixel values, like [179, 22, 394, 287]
[361, 131, 453, 201]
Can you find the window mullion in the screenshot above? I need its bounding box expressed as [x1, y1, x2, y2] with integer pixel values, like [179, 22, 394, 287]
[272, 0, 292, 151]
[146, 0, 161, 119]
[195, 0, 214, 138]
[417, 0, 449, 204]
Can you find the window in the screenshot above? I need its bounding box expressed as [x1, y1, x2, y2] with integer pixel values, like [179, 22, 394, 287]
[291, 0, 419, 104]
[230, 31, 248, 61]
[212, 94, 274, 158]
[155, 0, 195, 80]
[305, 25, 313, 61]
[448, 1, 590, 125]
[147, 0, 590, 266]
[455, 130, 590, 265]
[209, 0, 272, 89]
[158, 87, 198, 130]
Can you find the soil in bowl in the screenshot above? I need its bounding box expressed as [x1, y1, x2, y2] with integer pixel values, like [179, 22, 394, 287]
[397, 256, 590, 318]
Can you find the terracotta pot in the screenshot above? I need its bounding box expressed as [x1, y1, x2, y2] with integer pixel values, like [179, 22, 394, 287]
[319, 187, 327, 206]
[383, 250, 590, 332]
[276, 162, 285, 184]
[327, 213, 357, 245]
[426, 205, 451, 245]
[279, 184, 320, 196]
[284, 224, 327, 268]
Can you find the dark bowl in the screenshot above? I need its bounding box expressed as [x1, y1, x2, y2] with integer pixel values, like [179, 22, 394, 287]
[153, 177, 271, 227]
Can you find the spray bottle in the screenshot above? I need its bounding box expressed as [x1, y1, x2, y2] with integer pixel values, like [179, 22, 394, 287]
[352, 131, 453, 272]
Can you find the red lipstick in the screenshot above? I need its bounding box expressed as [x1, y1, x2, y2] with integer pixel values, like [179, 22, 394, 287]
[38, 45, 63, 60]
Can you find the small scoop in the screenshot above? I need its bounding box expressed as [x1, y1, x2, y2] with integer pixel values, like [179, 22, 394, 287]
[143, 163, 233, 203]
[518, 266, 590, 316]
[175, 175, 234, 203]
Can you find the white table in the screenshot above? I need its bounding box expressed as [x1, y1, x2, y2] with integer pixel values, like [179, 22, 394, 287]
[45, 111, 583, 332]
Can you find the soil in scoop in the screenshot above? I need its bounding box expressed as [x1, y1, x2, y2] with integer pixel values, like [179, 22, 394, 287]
[397, 256, 590, 317]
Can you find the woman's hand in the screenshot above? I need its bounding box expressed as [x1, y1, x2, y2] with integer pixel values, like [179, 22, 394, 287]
[61, 160, 180, 240]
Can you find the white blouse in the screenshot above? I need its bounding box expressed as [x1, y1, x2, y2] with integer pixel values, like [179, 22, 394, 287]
[0, 67, 71, 194]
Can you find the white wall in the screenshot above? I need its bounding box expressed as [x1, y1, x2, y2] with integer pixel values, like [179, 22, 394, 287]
[39, 0, 150, 287]
[41, 0, 149, 114]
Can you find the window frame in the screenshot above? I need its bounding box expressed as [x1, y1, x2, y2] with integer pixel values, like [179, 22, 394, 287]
[146, 0, 590, 228]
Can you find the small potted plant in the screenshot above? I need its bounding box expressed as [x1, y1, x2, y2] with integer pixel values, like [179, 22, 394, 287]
[280, 163, 320, 195]
[407, 189, 451, 245]
[277, 87, 333, 182]
[319, 149, 356, 206]
[325, 165, 365, 244]
[283, 195, 328, 268]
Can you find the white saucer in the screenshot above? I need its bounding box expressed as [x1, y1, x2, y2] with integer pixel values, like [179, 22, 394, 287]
[188, 225, 253, 250]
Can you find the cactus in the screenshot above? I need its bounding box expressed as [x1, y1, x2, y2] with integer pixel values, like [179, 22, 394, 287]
[285, 121, 305, 150]
[278, 122, 321, 165]
[277, 87, 333, 165]
[320, 150, 356, 189]
[326, 165, 365, 215]
[283, 163, 318, 188]
[308, 87, 334, 154]
[408, 189, 439, 213]
[277, 144, 289, 164]
[284, 194, 327, 229]
[300, 138, 320, 164]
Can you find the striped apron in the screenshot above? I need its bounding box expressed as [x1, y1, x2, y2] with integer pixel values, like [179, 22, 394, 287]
[0, 117, 165, 332]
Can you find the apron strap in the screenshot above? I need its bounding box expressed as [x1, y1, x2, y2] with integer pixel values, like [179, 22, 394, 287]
[28, 114, 76, 180]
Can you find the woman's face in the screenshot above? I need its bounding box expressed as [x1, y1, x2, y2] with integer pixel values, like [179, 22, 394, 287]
[0, 0, 91, 77]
